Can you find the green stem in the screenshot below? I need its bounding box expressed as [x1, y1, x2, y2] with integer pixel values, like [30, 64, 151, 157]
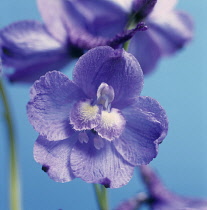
[93, 184, 109, 210]
[0, 80, 21, 210]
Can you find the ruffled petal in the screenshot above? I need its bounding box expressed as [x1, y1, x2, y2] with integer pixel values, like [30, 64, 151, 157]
[27, 71, 86, 141]
[0, 21, 70, 83]
[37, 0, 128, 44]
[70, 100, 101, 130]
[95, 108, 126, 141]
[113, 96, 168, 166]
[70, 137, 134, 188]
[34, 135, 77, 182]
[73, 46, 143, 109]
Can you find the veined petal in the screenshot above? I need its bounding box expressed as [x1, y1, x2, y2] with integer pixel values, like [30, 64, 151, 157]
[27, 71, 86, 141]
[37, 0, 128, 44]
[0, 20, 70, 83]
[34, 135, 77, 182]
[73, 46, 143, 109]
[70, 138, 134, 188]
[70, 100, 101, 131]
[113, 96, 168, 166]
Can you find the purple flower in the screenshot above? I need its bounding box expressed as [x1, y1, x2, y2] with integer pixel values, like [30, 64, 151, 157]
[0, 0, 192, 82]
[116, 166, 207, 209]
[140, 165, 207, 210]
[128, 0, 193, 74]
[0, 0, 146, 83]
[27, 46, 168, 188]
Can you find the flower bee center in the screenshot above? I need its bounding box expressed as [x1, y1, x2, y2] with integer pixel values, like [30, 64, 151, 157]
[79, 101, 99, 121]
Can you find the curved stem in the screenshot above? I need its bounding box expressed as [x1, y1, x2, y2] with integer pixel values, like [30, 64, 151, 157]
[93, 184, 109, 210]
[0, 80, 21, 210]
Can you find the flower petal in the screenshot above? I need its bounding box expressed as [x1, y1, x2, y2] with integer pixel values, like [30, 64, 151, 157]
[70, 137, 134, 188]
[0, 21, 70, 83]
[70, 100, 101, 131]
[147, 11, 193, 56]
[107, 0, 133, 12]
[128, 11, 193, 74]
[95, 108, 126, 141]
[34, 135, 76, 182]
[140, 166, 207, 210]
[128, 30, 162, 74]
[37, 0, 128, 44]
[133, 0, 157, 20]
[27, 71, 86, 141]
[69, 22, 147, 50]
[73, 46, 143, 109]
[113, 96, 168, 165]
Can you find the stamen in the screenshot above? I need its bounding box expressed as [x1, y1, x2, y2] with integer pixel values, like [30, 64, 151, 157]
[93, 136, 105, 150]
[78, 132, 89, 143]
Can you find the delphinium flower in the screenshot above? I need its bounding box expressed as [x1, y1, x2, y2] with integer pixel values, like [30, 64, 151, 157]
[0, 0, 145, 83]
[0, 0, 192, 83]
[116, 166, 207, 209]
[27, 46, 168, 188]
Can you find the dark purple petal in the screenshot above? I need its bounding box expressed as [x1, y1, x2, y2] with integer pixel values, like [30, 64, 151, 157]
[140, 166, 207, 210]
[37, 0, 128, 44]
[27, 71, 86, 141]
[147, 11, 193, 56]
[73, 46, 143, 109]
[70, 137, 134, 188]
[70, 100, 101, 130]
[34, 135, 77, 182]
[128, 29, 162, 74]
[113, 96, 168, 165]
[0, 20, 70, 83]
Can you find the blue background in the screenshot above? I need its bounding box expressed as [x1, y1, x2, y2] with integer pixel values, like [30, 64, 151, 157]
[0, 1, 207, 209]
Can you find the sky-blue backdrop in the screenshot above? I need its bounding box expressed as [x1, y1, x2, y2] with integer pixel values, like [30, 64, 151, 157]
[0, 1, 207, 210]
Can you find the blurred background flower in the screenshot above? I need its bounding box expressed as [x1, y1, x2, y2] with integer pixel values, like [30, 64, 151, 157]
[0, 0, 193, 83]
